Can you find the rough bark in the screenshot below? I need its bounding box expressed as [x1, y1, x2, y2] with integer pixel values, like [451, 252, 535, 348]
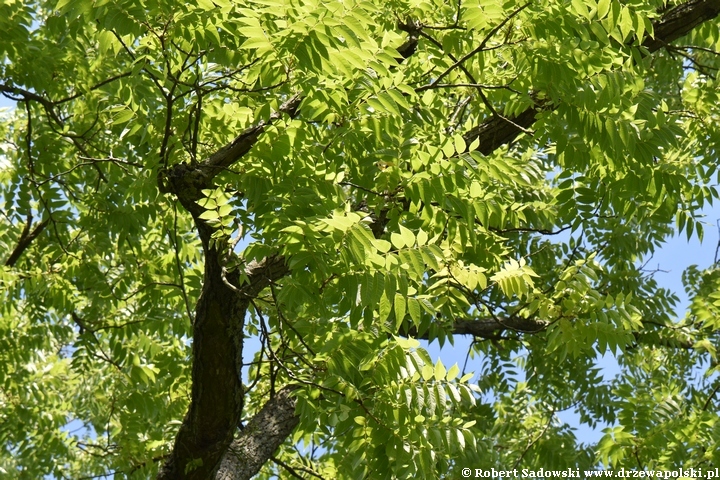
[451, 316, 549, 337]
[158, 108, 292, 478]
[215, 387, 299, 480]
[157, 250, 246, 480]
[158, 251, 289, 480]
[644, 0, 720, 53]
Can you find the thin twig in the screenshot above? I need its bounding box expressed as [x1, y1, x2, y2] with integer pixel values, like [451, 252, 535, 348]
[512, 406, 556, 469]
[417, 1, 532, 91]
[270, 456, 305, 479]
[702, 381, 720, 411]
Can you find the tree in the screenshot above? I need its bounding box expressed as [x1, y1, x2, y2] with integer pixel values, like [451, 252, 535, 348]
[2, 0, 720, 477]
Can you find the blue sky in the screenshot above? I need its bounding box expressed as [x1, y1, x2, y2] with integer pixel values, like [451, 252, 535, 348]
[421, 211, 720, 444]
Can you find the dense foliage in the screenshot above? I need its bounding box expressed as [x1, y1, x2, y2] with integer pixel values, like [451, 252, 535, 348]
[2, 0, 720, 478]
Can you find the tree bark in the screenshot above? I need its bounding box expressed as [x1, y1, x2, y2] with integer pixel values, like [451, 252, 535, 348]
[158, 249, 289, 479]
[158, 153, 290, 479]
[214, 387, 299, 480]
[644, 0, 720, 53]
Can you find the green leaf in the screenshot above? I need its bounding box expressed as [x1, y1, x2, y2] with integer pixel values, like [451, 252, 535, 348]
[446, 364, 460, 381]
[597, 0, 610, 19]
[407, 297, 421, 325]
[394, 293, 406, 329]
[379, 292, 392, 323]
[390, 232, 405, 249]
[4, 2, 720, 477]
[217, 204, 233, 217]
[416, 229, 428, 247]
[196, 0, 217, 10]
[375, 239, 392, 253]
[572, 0, 590, 18]
[399, 225, 415, 248]
[453, 135, 466, 154]
[241, 36, 271, 50]
[113, 108, 134, 125]
[199, 210, 219, 220]
[434, 359, 446, 382]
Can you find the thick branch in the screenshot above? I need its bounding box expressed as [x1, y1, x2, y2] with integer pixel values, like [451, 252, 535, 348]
[644, 0, 720, 53]
[397, 19, 422, 59]
[451, 315, 549, 337]
[402, 315, 548, 340]
[0, 84, 54, 109]
[438, 315, 698, 352]
[159, 95, 302, 208]
[462, 101, 545, 155]
[158, 253, 289, 480]
[4, 215, 49, 267]
[214, 386, 299, 480]
[201, 94, 302, 178]
[462, 0, 720, 155]
[157, 258, 246, 480]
